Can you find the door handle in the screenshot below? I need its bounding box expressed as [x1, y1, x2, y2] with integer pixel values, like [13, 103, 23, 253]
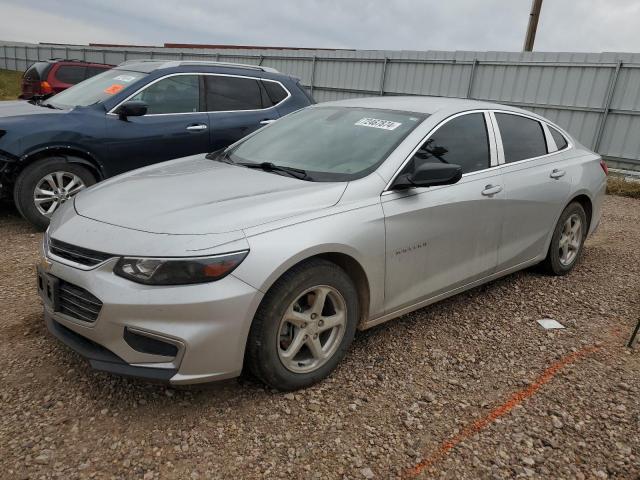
[259, 119, 276, 125]
[186, 124, 208, 131]
[481, 184, 503, 196]
[550, 168, 566, 179]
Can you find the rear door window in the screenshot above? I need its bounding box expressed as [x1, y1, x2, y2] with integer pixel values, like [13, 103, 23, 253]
[410, 112, 490, 174]
[55, 65, 87, 85]
[549, 126, 568, 151]
[495, 113, 548, 163]
[204, 75, 264, 111]
[130, 75, 200, 114]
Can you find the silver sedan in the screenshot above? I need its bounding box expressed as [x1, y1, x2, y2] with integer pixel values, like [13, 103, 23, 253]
[38, 96, 607, 390]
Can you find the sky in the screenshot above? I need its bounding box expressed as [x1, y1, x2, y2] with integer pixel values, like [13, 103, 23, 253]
[1, 0, 639, 52]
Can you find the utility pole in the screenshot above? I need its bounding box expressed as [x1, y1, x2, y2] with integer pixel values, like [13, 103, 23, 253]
[523, 0, 544, 51]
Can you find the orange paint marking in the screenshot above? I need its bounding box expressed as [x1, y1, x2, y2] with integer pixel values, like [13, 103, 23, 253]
[405, 345, 599, 478]
[104, 84, 124, 95]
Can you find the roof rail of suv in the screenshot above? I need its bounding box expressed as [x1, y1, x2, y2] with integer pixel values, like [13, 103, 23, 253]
[117, 59, 280, 74]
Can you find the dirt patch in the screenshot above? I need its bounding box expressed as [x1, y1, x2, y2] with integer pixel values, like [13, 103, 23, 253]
[0, 196, 638, 479]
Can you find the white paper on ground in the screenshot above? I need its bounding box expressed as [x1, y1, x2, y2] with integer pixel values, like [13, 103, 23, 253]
[537, 318, 565, 329]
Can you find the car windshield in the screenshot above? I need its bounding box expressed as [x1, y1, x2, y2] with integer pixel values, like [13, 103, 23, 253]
[226, 106, 427, 181]
[47, 69, 147, 109]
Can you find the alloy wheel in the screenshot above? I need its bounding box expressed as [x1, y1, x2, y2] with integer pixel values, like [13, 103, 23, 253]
[277, 285, 348, 373]
[33, 171, 87, 216]
[558, 213, 582, 266]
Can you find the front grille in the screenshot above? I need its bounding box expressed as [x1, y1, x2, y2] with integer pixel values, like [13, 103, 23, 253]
[58, 279, 103, 322]
[49, 238, 113, 267]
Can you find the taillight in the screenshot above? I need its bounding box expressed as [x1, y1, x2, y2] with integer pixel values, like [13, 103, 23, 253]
[599, 159, 609, 176]
[40, 81, 53, 94]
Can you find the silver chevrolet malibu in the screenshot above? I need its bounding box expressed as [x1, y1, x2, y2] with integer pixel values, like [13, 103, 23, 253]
[38, 96, 607, 390]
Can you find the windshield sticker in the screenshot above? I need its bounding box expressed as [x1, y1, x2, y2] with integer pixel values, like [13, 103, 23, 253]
[104, 84, 124, 95]
[355, 118, 402, 130]
[113, 75, 137, 82]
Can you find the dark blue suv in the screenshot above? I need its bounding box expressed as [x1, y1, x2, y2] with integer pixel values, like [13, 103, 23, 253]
[0, 60, 314, 229]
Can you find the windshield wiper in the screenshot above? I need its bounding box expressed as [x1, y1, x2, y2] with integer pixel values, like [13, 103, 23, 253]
[40, 102, 62, 110]
[237, 162, 309, 180]
[205, 149, 234, 164]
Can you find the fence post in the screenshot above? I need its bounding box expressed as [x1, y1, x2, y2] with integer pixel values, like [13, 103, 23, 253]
[379, 57, 389, 95]
[593, 59, 623, 153]
[309, 56, 317, 97]
[466, 58, 478, 99]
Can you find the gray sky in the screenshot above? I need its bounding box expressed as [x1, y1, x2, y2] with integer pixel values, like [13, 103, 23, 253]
[1, 0, 639, 52]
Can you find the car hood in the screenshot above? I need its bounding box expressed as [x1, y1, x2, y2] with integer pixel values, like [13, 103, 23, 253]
[74, 155, 348, 235]
[0, 100, 66, 118]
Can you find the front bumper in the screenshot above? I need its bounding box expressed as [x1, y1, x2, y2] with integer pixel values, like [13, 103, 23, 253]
[39, 256, 263, 385]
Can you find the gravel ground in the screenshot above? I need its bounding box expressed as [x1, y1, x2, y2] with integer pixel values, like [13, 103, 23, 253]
[0, 196, 639, 480]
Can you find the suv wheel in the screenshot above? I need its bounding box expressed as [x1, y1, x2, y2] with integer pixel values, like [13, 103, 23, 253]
[13, 157, 96, 230]
[246, 259, 359, 390]
[541, 202, 587, 275]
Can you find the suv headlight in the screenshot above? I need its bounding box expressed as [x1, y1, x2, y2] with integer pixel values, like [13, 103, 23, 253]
[113, 251, 248, 285]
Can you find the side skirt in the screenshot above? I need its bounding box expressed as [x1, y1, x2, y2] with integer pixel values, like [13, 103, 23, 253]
[359, 257, 542, 330]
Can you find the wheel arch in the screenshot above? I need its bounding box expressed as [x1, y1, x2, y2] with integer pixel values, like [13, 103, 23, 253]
[18, 146, 105, 181]
[254, 248, 372, 329]
[568, 193, 593, 232]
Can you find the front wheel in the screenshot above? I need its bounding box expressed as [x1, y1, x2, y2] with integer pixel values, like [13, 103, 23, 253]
[13, 157, 96, 230]
[246, 259, 359, 390]
[541, 202, 587, 275]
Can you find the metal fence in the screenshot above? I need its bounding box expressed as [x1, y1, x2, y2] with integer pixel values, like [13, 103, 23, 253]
[2, 41, 640, 169]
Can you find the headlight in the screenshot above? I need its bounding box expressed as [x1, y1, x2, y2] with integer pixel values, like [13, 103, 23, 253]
[113, 251, 248, 285]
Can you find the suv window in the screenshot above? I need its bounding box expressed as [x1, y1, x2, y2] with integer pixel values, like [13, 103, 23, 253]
[86, 66, 110, 79]
[205, 75, 264, 111]
[131, 75, 200, 114]
[262, 80, 288, 106]
[55, 65, 87, 84]
[496, 113, 548, 163]
[410, 113, 490, 175]
[549, 126, 568, 151]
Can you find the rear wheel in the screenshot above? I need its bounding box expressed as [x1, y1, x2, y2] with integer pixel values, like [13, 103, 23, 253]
[13, 157, 96, 230]
[246, 259, 359, 390]
[541, 202, 587, 275]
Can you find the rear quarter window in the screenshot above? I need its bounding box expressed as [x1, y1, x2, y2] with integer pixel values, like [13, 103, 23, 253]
[549, 126, 569, 151]
[495, 113, 548, 163]
[262, 80, 288, 106]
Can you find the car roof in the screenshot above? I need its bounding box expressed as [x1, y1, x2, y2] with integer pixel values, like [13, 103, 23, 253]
[318, 96, 534, 117]
[114, 59, 280, 75]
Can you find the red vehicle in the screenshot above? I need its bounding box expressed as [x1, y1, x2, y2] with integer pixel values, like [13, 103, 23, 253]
[19, 60, 113, 99]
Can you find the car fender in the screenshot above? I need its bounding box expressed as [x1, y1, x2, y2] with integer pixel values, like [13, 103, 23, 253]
[232, 202, 386, 321]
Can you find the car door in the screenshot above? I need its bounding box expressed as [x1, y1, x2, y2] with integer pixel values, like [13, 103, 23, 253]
[491, 111, 572, 270]
[382, 111, 505, 313]
[204, 74, 281, 151]
[104, 74, 211, 175]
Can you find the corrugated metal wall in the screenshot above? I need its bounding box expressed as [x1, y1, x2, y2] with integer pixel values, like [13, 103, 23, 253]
[2, 41, 640, 168]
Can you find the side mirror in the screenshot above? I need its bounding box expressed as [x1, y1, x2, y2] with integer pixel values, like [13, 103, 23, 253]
[391, 162, 463, 190]
[115, 101, 147, 121]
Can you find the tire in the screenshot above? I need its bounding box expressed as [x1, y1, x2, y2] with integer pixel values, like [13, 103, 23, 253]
[541, 202, 588, 276]
[13, 157, 97, 231]
[246, 259, 359, 391]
